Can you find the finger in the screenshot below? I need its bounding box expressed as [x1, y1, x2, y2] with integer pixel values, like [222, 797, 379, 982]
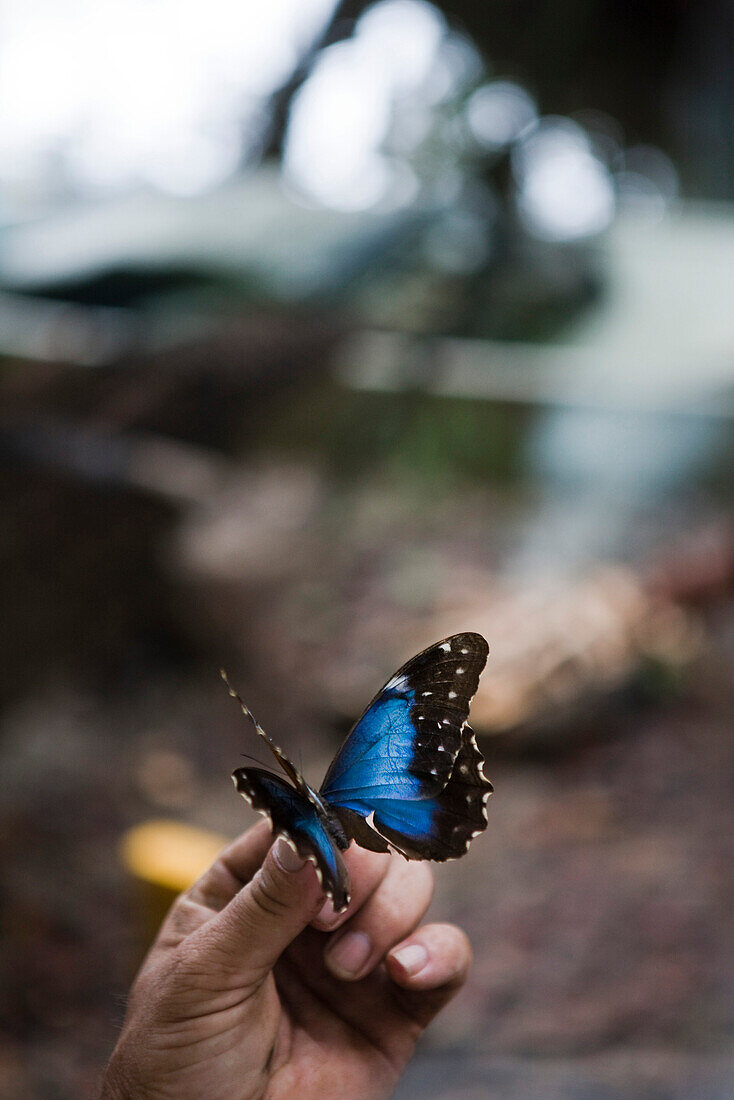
[156, 821, 274, 945]
[192, 836, 325, 982]
[324, 859, 433, 981]
[311, 845, 391, 931]
[386, 922, 472, 1028]
[281, 920, 469, 1072]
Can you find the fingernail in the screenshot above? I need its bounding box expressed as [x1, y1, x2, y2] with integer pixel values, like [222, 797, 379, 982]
[314, 900, 343, 929]
[273, 838, 307, 874]
[325, 931, 371, 979]
[389, 943, 429, 977]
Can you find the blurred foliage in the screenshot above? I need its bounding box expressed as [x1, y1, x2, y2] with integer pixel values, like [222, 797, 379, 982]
[240, 375, 527, 489]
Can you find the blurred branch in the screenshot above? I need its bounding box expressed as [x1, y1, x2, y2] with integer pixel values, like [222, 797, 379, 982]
[261, 0, 372, 159]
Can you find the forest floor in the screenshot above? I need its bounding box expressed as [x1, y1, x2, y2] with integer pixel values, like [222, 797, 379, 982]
[2, 597, 733, 1099]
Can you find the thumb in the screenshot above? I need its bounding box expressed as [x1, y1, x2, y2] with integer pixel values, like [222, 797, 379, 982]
[196, 838, 325, 981]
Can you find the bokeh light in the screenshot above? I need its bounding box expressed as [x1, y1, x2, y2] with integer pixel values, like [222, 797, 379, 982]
[615, 144, 679, 221]
[513, 116, 616, 241]
[283, 0, 449, 211]
[465, 80, 537, 151]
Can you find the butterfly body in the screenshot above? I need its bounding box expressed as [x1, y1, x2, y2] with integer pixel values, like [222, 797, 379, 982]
[229, 632, 491, 912]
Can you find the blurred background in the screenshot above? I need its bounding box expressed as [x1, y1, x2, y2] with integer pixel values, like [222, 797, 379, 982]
[1, 1, 734, 1096]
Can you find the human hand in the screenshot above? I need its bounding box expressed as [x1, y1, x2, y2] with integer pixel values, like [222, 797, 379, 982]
[100, 819, 471, 1100]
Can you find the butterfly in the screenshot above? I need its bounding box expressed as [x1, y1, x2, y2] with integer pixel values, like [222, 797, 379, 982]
[226, 632, 492, 912]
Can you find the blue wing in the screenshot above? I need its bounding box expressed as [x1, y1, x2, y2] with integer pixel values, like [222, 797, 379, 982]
[366, 728, 493, 861]
[233, 768, 350, 911]
[320, 633, 490, 858]
[321, 632, 488, 802]
[320, 688, 426, 803]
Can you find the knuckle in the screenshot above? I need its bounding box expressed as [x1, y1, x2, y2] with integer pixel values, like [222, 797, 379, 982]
[415, 861, 434, 896]
[398, 860, 434, 907]
[247, 865, 292, 920]
[169, 942, 207, 991]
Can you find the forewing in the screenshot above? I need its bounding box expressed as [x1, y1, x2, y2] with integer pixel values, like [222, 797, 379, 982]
[233, 767, 350, 912]
[321, 632, 488, 805]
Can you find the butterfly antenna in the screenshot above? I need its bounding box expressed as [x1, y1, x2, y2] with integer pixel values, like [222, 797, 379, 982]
[221, 668, 307, 794]
[239, 751, 264, 765]
[220, 668, 269, 743]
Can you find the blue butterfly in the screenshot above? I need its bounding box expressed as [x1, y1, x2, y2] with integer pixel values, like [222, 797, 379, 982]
[226, 632, 492, 912]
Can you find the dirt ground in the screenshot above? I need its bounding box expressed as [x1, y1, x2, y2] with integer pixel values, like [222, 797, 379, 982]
[1, 599, 733, 1098]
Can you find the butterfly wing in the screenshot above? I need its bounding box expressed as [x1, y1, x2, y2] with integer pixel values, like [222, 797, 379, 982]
[321, 632, 488, 806]
[229, 632, 490, 890]
[365, 727, 493, 860]
[233, 768, 350, 912]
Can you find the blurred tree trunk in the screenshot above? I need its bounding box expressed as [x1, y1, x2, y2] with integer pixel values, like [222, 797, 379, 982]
[262, 0, 373, 159]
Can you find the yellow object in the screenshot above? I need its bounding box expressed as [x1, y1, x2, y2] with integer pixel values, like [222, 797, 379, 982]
[122, 819, 229, 893]
[121, 820, 230, 954]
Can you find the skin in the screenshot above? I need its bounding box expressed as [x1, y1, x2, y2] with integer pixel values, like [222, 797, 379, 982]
[100, 819, 472, 1100]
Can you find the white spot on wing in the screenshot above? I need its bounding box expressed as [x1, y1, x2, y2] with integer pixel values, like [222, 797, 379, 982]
[386, 673, 409, 693]
[448, 691, 457, 699]
[440, 642, 451, 652]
